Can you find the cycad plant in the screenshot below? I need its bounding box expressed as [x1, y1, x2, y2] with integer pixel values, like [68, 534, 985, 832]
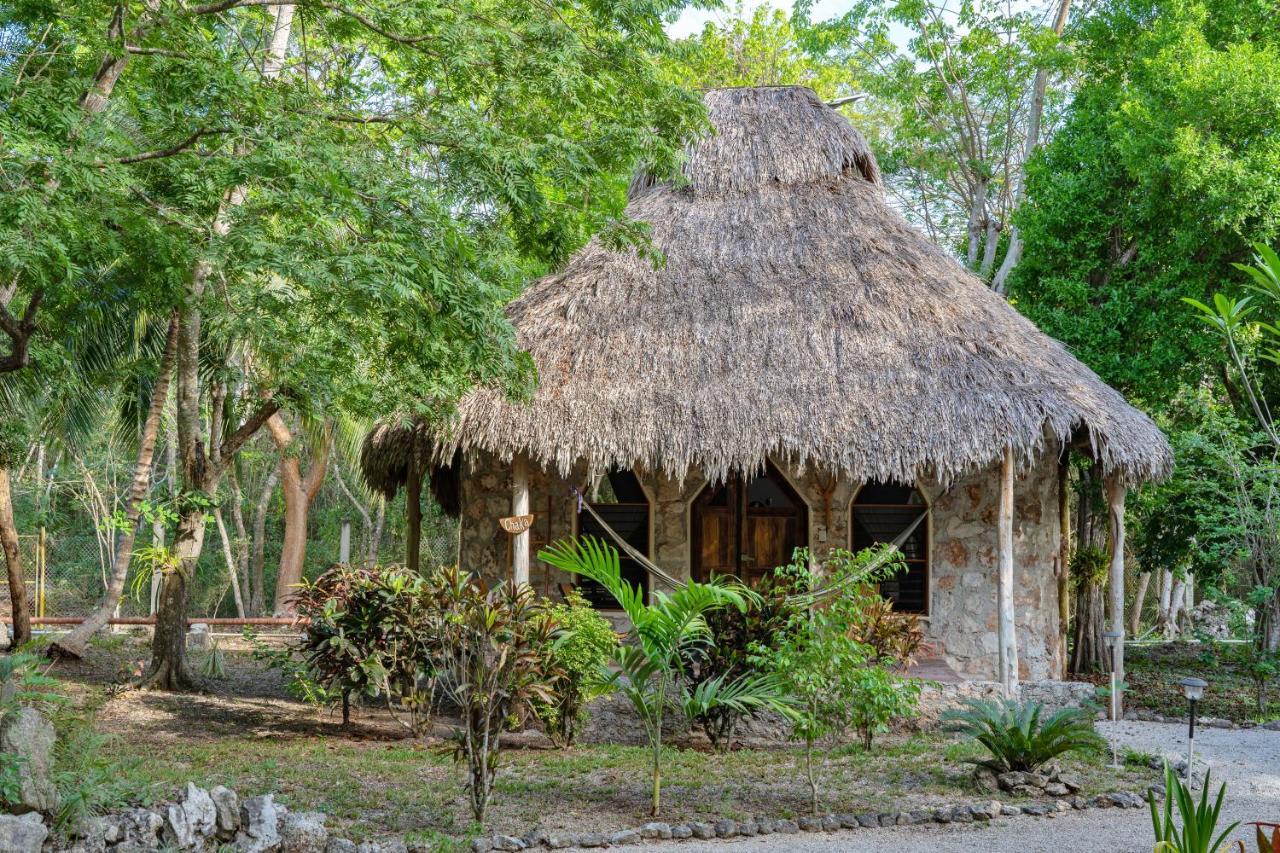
[942, 697, 1104, 772]
[540, 536, 793, 816]
[1151, 763, 1239, 853]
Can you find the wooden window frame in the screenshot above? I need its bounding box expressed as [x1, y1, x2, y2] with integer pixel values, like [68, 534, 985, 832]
[850, 482, 932, 617]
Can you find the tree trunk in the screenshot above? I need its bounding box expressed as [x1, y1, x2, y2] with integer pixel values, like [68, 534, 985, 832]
[1, 466, 31, 649]
[1069, 581, 1107, 675]
[406, 451, 422, 573]
[966, 177, 989, 269]
[369, 497, 384, 568]
[147, 509, 204, 691]
[1130, 572, 1151, 636]
[1056, 455, 1070, 678]
[228, 468, 250, 606]
[991, 0, 1073, 295]
[249, 466, 279, 615]
[268, 414, 331, 614]
[214, 508, 245, 618]
[51, 312, 179, 659]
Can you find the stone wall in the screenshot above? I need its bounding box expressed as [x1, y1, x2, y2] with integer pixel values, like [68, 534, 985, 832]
[455, 446, 1065, 682]
[926, 450, 1063, 682]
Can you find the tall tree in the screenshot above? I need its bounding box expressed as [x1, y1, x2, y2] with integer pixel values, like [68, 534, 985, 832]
[6, 0, 705, 687]
[48, 312, 180, 659]
[1011, 0, 1280, 408]
[800, 0, 1076, 265]
[266, 414, 331, 614]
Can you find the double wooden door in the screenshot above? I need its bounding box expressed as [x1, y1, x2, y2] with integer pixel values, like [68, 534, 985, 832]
[692, 465, 808, 586]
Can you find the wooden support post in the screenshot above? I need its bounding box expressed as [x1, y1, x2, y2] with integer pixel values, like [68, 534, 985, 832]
[339, 519, 351, 564]
[1057, 455, 1071, 679]
[1105, 474, 1127, 705]
[997, 447, 1019, 698]
[512, 454, 530, 587]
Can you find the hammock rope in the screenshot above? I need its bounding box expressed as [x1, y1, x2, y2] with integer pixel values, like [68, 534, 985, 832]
[570, 486, 930, 607]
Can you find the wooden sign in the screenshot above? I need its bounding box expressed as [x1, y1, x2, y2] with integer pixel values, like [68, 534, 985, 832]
[499, 514, 534, 534]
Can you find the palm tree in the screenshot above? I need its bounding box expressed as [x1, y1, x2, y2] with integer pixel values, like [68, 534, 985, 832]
[540, 536, 793, 816]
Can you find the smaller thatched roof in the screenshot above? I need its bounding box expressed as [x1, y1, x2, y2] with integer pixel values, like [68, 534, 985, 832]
[362, 86, 1172, 497]
[359, 425, 460, 515]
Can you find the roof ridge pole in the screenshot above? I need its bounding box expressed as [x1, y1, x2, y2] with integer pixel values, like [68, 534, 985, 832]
[997, 446, 1019, 699]
[1105, 473, 1127, 718]
[512, 453, 530, 588]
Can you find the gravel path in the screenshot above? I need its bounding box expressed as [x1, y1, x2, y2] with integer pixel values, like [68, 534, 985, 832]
[643, 721, 1280, 852]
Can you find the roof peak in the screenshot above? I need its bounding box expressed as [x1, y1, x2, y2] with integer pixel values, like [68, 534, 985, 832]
[630, 86, 880, 199]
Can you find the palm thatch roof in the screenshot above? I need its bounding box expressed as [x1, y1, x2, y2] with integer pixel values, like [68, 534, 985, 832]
[364, 86, 1171, 494]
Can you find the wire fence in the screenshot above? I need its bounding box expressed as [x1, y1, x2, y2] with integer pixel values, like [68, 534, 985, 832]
[1, 525, 459, 623]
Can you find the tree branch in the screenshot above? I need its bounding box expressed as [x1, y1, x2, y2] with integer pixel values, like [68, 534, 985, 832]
[0, 288, 44, 374]
[217, 399, 281, 470]
[116, 127, 230, 164]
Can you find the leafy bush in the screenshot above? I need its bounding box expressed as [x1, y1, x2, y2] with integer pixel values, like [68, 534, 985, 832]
[681, 566, 804, 751]
[291, 564, 440, 730]
[1150, 763, 1239, 853]
[437, 578, 558, 822]
[532, 589, 617, 746]
[540, 536, 793, 817]
[943, 698, 1104, 772]
[754, 546, 920, 813]
[848, 594, 925, 667]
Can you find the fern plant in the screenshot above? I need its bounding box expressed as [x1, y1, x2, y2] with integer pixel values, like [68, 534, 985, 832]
[1151, 763, 1239, 853]
[942, 697, 1104, 772]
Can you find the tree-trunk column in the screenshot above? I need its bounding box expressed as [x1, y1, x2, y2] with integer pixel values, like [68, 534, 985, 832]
[997, 447, 1019, 698]
[1105, 474, 1127, 706]
[512, 454, 530, 587]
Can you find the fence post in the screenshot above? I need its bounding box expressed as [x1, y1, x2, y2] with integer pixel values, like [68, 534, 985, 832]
[37, 525, 46, 619]
[339, 519, 351, 564]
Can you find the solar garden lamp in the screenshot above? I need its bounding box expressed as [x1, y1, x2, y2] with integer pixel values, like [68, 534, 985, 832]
[1179, 677, 1208, 782]
[1103, 630, 1123, 723]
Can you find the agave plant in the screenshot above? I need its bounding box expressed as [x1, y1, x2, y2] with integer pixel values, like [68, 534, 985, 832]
[942, 697, 1104, 772]
[1151, 763, 1239, 853]
[540, 536, 794, 816]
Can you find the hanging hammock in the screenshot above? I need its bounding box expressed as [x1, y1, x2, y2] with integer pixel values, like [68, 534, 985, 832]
[571, 486, 930, 607]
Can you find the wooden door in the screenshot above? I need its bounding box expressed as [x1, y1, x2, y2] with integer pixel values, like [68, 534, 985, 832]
[692, 481, 738, 582]
[691, 465, 806, 585]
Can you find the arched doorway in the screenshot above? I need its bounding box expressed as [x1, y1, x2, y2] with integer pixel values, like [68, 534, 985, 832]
[575, 470, 651, 608]
[691, 463, 808, 585]
[851, 480, 930, 613]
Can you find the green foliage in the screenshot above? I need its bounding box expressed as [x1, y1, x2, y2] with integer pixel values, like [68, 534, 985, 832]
[753, 546, 920, 813]
[532, 589, 618, 747]
[290, 564, 438, 728]
[0, 651, 61, 710]
[1150, 763, 1239, 853]
[942, 698, 1104, 773]
[666, 3, 860, 97]
[539, 536, 794, 816]
[199, 638, 227, 681]
[1012, 0, 1280, 406]
[1069, 545, 1110, 590]
[437, 580, 558, 824]
[681, 565, 805, 751]
[2, 0, 709, 416]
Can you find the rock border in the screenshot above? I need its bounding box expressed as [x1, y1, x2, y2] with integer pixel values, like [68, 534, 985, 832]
[1122, 708, 1280, 730]
[470, 787, 1160, 851]
[26, 777, 1166, 853]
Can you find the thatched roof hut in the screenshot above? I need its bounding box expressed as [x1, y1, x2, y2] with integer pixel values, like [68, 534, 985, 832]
[362, 86, 1171, 688]
[366, 86, 1169, 491]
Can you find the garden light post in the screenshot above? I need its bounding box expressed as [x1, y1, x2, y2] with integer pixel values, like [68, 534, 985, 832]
[1179, 676, 1207, 782]
[1103, 630, 1123, 723]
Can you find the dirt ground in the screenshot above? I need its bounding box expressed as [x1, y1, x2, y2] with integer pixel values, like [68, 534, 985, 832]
[36, 630, 1157, 848]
